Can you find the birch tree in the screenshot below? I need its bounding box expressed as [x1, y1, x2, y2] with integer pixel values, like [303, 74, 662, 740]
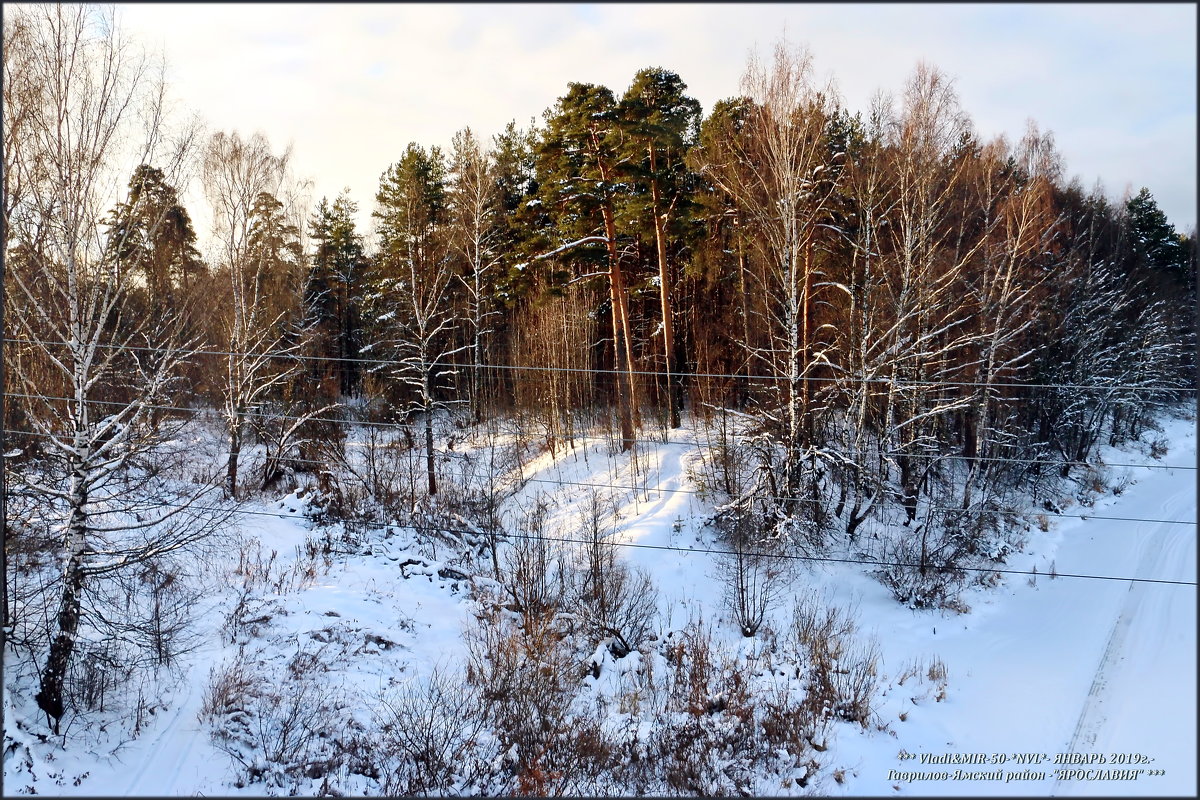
[958, 125, 1060, 510]
[447, 127, 502, 423]
[3, 4, 222, 731]
[823, 97, 895, 540]
[201, 130, 304, 496]
[875, 64, 984, 531]
[695, 42, 843, 534]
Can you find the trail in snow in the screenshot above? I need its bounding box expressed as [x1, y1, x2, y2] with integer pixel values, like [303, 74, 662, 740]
[842, 414, 1196, 798]
[1052, 454, 1196, 797]
[123, 682, 202, 796]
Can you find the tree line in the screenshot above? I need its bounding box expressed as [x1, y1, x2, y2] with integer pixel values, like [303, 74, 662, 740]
[2, 6, 1195, 732]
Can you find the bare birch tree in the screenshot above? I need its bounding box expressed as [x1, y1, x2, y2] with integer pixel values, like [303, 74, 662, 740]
[875, 64, 985, 535]
[695, 42, 843, 535]
[202, 130, 316, 496]
[959, 125, 1060, 510]
[447, 127, 502, 424]
[3, 5, 224, 731]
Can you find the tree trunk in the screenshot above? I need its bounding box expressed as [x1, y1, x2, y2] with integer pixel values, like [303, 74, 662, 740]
[649, 163, 681, 429]
[600, 201, 637, 452]
[36, 473, 89, 733]
[36, 561, 84, 733]
[472, 316, 484, 425]
[899, 453, 918, 524]
[226, 417, 242, 497]
[424, 376, 437, 496]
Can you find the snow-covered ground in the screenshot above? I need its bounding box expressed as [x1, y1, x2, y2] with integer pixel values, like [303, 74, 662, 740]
[3, 412, 1194, 796]
[826, 412, 1197, 797]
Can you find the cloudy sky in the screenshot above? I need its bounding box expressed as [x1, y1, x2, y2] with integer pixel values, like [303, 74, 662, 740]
[116, 2, 1197, 242]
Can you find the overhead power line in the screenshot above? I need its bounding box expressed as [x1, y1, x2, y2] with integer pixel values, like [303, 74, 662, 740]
[42, 495, 1196, 588]
[4, 392, 1195, 472]
[6, 337, 1195, 394]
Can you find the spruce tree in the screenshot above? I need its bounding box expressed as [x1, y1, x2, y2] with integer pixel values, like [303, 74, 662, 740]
[305, 192, 366, 397]
[1126, 187, 1186, 276]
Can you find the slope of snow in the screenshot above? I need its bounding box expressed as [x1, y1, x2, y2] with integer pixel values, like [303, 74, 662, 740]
[821, 412, 1196, 797]
[3, 413, 1194, 796]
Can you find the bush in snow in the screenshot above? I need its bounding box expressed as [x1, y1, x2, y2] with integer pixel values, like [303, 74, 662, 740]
[713, 511, 792, 637]
[873, 507, 993, 610]
[565, 491, 660, 658]
[462, 605, 613, 795]
[626, 621, 826, 794]
[500, 500, 568, 616]
[371, 666, 489, 796]
[198, 648, 348, 790]
[786, 591, 881, 728]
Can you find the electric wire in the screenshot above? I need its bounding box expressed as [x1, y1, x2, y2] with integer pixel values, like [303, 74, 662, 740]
[7, 337, 1196, 394]
[37, 494, 1195, 588]
[4, 392, 1194, 472]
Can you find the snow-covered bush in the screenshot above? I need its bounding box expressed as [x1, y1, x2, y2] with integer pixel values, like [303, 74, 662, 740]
[567, 558, 659, 660]
[462, 605, 612, 794]
[199, 648, 348, 790]
[786, 592, 881, 728]
[564, 492, 660, 658]
[875, 530, 969, 610]
[371, 667, 488, 795]
[619, 621, 828, 794]
[499, 501, 568, 615]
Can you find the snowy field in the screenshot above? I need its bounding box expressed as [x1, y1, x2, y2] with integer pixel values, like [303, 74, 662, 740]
[3, 411, 1195, 797]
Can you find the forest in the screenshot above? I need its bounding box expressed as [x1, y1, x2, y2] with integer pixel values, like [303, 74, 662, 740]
[2, 5, 1196, 796]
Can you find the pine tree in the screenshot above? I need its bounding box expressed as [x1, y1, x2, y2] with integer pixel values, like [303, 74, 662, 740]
[688, 97, 758, 396]
[370, 144, 463, 495]
[491, 120, 547, 306]
[246, 191, 304, 328]
[619, 67, 702, 428]
[537, 82, 638, 450]
[104, 164, 205, 306]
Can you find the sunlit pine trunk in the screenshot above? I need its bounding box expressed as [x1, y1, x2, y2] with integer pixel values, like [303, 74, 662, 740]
[649, 146, 681, 428]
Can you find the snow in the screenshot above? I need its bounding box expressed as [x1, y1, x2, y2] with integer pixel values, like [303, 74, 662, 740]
[3, 412, 1195, 796]
[822, 413, 1196, 797]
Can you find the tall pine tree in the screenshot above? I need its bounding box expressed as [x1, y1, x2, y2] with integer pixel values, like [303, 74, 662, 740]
[619, 67, 702, 428]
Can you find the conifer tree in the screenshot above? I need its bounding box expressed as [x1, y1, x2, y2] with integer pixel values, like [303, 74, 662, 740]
[246, 191, 305, 327]
[306, 192, 366, 398]
[537, 83, 638, 450]
[104, 164, 205, 307]
[491, 120, 547, 306]
[370, 144, 463, 495]
[1125, 187, 1186, 277]
[619, 67, 702, 428]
